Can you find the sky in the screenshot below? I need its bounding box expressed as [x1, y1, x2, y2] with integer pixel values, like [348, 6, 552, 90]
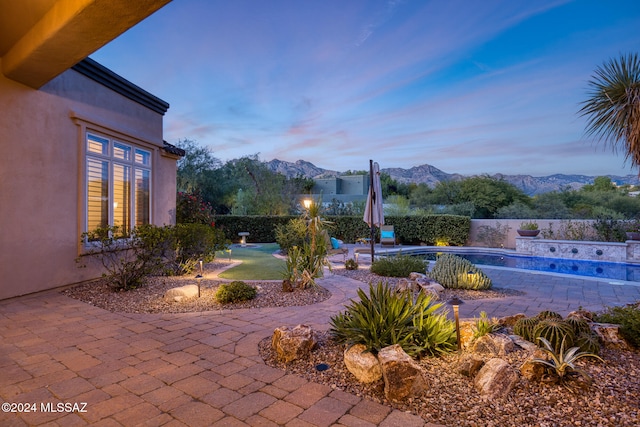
[91, 0, 640, 177]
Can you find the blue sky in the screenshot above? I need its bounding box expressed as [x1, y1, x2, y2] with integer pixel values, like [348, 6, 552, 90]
[91, 0, 640, 176]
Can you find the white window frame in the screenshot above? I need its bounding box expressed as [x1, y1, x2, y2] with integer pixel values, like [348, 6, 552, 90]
[85, 131, 152, 234]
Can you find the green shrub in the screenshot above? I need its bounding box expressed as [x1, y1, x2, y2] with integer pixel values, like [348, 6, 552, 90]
[345, 258, 359, 270]
[371, 254, 428, 277]
[162, 223, 229, 275]
[329, 282, 456, 357]
[429, 254, 492, 290]
[594, 304, 640, 348]
[532, 319, 575, 353]
[176, 192, 216, 225]
[274, 218, 307, 254]
[215, 281, 257, 303]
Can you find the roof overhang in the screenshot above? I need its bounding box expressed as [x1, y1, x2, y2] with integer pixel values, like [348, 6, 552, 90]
[0, 0, 171, 89]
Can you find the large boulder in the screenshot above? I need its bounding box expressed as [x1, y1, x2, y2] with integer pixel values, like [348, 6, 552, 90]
[271, 325, 317, 363]
[509, 334, 538, 353]
[520, 349, 548, 382]
[591, 323, 631, 350]
[395, 278, 415, 293]
[457, 355, 484, 377]
[471, 333, 516, 356]
[378, 345, 427, 403]
[344, 344, 382, 383]
[498, 313, 527, 327]
[163, 285, 200, 302]
[474, 358, 519, 400]
[458, 320, 476, 350]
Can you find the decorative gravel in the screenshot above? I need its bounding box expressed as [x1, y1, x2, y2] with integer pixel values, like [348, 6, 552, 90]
[260, 330, 640, 427]
[61, 261, 331, 313]
[61, 261, 639, 426]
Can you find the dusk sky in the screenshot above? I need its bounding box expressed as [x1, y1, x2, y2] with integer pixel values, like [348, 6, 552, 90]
[92, 0, 640, 177]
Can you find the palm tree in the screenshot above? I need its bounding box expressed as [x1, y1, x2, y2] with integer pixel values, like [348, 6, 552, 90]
[580, 53, 640, 169]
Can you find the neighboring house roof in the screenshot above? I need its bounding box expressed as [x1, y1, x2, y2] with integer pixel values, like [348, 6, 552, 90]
[72, 57, 169, 115]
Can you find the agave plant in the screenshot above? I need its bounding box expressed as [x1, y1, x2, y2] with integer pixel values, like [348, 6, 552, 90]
[531, 336, 604, 391]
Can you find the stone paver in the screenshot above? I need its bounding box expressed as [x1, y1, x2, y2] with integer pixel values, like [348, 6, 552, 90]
[1, 257, 640, 426]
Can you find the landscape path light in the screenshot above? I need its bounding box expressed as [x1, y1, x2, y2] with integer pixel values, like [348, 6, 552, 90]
[447, 296, 464, 351]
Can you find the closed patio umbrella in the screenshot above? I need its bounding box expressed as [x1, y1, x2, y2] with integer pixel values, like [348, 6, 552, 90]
[363, 160, 384, 258]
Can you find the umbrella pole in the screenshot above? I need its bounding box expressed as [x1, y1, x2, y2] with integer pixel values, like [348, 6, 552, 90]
[369, 159, 375, 260]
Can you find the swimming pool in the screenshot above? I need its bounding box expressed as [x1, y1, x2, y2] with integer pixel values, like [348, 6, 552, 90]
[407, 249, 640, 282]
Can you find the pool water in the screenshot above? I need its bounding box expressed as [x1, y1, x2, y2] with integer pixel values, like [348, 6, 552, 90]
[414, 251, 640, 282]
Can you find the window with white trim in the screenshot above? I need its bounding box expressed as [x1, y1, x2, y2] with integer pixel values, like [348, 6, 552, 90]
[86, 133, 151, 232]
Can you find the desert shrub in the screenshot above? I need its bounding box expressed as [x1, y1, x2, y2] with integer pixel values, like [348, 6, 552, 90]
[215, 281, 257, 303]
[345, 258, 359, 270]
[371, 254, 428, 277]
[532, 319, 575, 353]
[429, 254, 492, 290]
[594, 304, 640, 348]
[592, 217, 627, 242]
[79, 224, 169, 291]
[329, 282, 456, 357]
[540, 220, 597, 241]
[275, 218, 307, 254]
[476, 222, 510, 248]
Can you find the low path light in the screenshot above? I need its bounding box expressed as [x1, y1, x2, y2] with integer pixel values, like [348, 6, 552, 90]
[196, 274, 202, 298]
[447, 296, 464, 351]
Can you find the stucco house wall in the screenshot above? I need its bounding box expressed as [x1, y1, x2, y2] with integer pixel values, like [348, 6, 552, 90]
[0, 60, 178, 300]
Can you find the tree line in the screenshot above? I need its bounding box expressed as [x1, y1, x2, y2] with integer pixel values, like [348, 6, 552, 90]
[177, 51, 640, 220]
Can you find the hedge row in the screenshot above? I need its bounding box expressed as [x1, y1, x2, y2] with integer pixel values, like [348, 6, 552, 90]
[215, 215, 470, 246]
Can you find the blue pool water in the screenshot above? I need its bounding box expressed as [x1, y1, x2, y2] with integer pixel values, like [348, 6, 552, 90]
[411, 250, 640, 282]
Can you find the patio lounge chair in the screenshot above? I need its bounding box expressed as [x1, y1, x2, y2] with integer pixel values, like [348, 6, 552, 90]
[321, 230, 348, 260]
[380, 225, 396, 247]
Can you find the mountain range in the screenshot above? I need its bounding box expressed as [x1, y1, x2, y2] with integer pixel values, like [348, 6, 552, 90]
[266, 159, 640, 195]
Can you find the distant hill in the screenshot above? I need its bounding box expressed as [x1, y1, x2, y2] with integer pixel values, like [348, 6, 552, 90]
[265, 159, 640, 195]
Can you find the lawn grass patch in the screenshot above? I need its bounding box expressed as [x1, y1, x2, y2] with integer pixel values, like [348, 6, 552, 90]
[218, 243, 285, 280]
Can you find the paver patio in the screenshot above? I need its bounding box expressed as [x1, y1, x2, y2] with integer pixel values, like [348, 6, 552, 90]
[1, 260, 639, 426]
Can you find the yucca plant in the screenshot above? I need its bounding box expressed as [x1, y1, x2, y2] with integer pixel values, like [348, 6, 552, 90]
[329, 282, 416, 354]
[513, 317, 540, 342]
[329, 282, 457, 357]
[531, 337, 604, 391]
[408, 293, 456, 357]
[533, 319, 575, 353]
